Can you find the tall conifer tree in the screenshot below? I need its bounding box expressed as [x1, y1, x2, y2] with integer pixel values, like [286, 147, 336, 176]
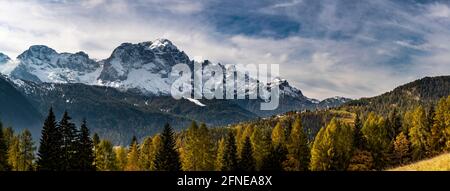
[126, 137, 140, 171]
[77, 119, 95, 171]
[220, 131, 238, 171]
[153, 123, 181, 171]
[37, 108, 63, 171]
[58, 111, 79, 170]
[285, 116, 310, 171]
[0, 123, 10, 171]
[139, 136, 154, 170]
[238, 136, 255, 171]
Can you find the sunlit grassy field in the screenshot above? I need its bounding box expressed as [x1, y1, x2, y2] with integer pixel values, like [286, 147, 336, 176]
[389, 153, 450, 171]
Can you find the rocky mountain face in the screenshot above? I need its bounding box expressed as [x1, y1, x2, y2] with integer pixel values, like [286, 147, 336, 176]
[234, 78, 319, 116]
[0, 39, 351, 143]
[7, 39, 323, 100]
[97, 39, 191, 95]
[10, 45, 101, 84]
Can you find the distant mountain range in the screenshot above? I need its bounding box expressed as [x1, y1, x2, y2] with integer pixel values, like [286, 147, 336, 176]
[0, 38, 356, 143]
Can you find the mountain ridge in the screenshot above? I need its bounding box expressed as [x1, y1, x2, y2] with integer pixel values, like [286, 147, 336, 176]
[1, 39, 351, 106]
[343, 75, 450, 116]
[0, 39, 354, 144]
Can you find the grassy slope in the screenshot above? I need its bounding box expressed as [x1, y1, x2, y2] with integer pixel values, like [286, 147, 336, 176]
[389, 153, 450, 171]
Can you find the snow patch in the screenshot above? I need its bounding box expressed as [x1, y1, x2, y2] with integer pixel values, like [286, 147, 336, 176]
[184, 97, 206, 107]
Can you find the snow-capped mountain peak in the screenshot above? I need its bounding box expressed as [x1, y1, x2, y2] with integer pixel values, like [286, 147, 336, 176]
[268, 77, 305, 99]
[17, 45, 58, 63]
[1, 38, 337, 106]
[10, 45, 101, 83]
[149, 38, 178, 52]
[96, 39, 191, 95]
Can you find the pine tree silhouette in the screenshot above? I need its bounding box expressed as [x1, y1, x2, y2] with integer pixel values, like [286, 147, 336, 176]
[153, 123, 181, 171]
[37, 108, 63, 171]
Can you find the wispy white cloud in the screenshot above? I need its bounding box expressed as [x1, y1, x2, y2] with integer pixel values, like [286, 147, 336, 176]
[426, 2, 450, 19]
[0, 0, 449, 100]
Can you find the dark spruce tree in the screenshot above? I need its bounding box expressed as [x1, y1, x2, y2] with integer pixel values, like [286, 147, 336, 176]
[220, 131, 238, 171]
[58, 111, 79, 170]
[353, 113, 366, 150]
[0, 122, 11, 171]
[77, 119, 95, 171]
[386, 109, 402, 140]
[37, 108, 64, 171]
[261, 144, 287, 171]
[238, 136, 255, 171]
[153, 123, 181, 171]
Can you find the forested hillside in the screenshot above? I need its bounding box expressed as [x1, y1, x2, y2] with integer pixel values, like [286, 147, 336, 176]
[344, 76, 450, 115]
[0, 76, 448, 171]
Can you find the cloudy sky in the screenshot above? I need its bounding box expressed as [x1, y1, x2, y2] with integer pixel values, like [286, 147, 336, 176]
[1, 0, 450, 99]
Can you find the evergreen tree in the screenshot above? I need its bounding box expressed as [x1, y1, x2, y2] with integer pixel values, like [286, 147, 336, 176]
[77, 119, 95, 171]
[271, 122, 286, 146]
[0, 122, 10, 171]
[21, 130, 35, 171]
[348, 113, 373, 171]
[153, 123, 181, 171]
[261, 144, 287, 171]
[251, 127, 272, 170]
[353, 113, 366, 149]
[386, 109, 402, 140]
[238, 137, 255, 171]
[2, 127, 14, 150]
[139, 136, 154, 170]
[442, 96, 450, 151]
[58, 111, 79, 170]
[95, 140, 117, 171]
[19, 130, 35, 171]
[393, 132, 410, 165]
[114, 146, 128, 170]
[235, 125, 244, 150]
[150, 135, 163, 170]
[215, 138, 226, 171]
[181, 122, 215, 171]
[402, 110, 414, 135]
[220, 131, 238, 171]
[310, 118, 353, 171]
[37, 108, 63, 171]
[198, 123, 215, 171]
[362, 113, 389, 170]
[7, 136, 20, 171]
[427, 106, 436, 137]
[181, 121, 199, 171]
[285, 116, 310, 171]
[238, 125, 254, 153]
[427, 105, 441, 155]
[7, 130, 36, 171]
[433, 96, 450, 152]
[126, 137, 140, 171]
[408, 106, 429, 160]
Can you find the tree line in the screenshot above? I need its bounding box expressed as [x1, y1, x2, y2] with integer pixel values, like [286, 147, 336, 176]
[0, 95, 449, 171]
